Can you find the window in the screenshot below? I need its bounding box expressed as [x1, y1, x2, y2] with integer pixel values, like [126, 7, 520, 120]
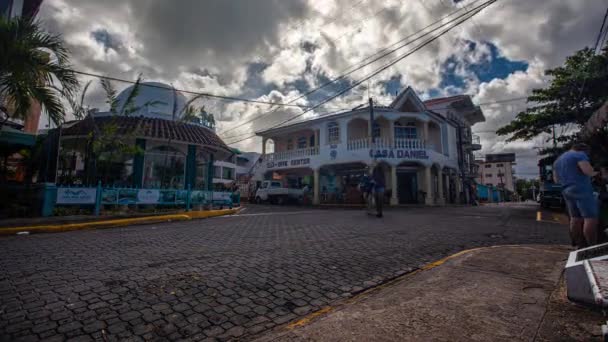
[271, 182, 282, 188]
[496, 163, 504, 167]
[394, 122, 417, 139]
[287, 139, 293, 150]
[484, 164, 492, 168]
[485, 174, 492, 178]
[222, 167, 234, 180]
[143, 146, 186, 189]
[297, 137, 307, 149]
[310, 135, 315, 147]
[327, 122, 339, 144]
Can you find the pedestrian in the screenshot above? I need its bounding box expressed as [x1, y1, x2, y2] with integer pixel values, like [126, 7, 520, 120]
[553, 143, 599, 249]
[372, 164, 385, 218]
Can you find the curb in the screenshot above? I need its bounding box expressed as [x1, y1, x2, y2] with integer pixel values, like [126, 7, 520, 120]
[286, 246, 487, 330]
[0, 209, 238, 236]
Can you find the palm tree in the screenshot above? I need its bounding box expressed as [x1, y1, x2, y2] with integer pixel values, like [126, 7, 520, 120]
[0, 16, 79, 127]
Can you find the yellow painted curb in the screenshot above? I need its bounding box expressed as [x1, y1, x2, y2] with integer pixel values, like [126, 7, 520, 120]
[0, 208, 238, 236]
[286, 247, 485, 330]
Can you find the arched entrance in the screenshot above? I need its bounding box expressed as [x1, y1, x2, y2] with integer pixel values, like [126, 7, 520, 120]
[396, 161, 424, 204]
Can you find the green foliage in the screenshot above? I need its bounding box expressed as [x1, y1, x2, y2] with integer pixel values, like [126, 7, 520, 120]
[514, 178, 540, 200]
[0, 16, 79, 126]
[182, 105, 216, 128]
[497, 47, 608, 145]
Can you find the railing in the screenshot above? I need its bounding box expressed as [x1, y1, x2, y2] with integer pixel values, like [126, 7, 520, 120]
[266, 146, 319, 161]
[347, 137, 370, 150]
[53, 183, 235, 215]
[394, 138, 425, 149]
[472, 134, 481, 145]
[347, 138, 426, 150]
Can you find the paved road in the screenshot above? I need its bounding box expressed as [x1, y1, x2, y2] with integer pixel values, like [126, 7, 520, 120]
[0, 204, 569, 341]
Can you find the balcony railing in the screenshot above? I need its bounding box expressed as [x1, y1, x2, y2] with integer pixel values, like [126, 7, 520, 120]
[347, 138, 426, 150]
[266, 146, 319, 161]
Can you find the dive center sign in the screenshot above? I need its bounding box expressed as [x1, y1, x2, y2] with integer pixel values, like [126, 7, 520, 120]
[369, 149, 429, 159]
[267, 158, 310, 169]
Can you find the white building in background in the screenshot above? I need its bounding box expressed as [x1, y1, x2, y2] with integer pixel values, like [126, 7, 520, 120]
[254, 87, 485, 206]
[475, 153, 516, 192]
[212, 151, 262, 190]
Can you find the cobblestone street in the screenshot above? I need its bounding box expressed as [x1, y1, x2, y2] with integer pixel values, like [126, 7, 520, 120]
[0, 204, 569, 341]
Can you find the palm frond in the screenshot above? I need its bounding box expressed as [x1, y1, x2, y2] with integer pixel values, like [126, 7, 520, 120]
[119, 75, 143, 116]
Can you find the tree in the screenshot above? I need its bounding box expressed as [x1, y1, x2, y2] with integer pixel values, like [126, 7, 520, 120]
[0, 17, 79, 127]
[497, 47, 608, 151]
[182, 105, 216, 129]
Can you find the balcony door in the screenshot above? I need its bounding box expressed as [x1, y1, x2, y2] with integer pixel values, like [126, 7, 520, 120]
[394, 122, 417, 140]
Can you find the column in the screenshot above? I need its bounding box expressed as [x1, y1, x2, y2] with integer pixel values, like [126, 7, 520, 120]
[390, 165, 398, 205]
[132, 138, 146, 188]
[424, 166, 433, 205]
[206, 153, 215, 191]
[262, 137, 268, 155]
[445, 173, 451, 204]
[437, 169, 445, 205]
[185, 145, 196, 189]
[422, 121, 429, 147]
[389, 120, 395, 147]
[313, 168, 320, 205]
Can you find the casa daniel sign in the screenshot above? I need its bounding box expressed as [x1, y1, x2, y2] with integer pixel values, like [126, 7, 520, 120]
[369, 149, 429, 159]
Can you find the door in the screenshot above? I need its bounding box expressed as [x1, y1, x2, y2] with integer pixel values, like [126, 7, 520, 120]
[397, 172, 418, 204]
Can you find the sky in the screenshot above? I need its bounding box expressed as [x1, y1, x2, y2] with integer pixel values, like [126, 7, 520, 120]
[37, 0, 607, 179]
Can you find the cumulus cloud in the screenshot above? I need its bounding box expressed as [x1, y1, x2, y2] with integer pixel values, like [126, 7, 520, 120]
[36, 0, 605, 173]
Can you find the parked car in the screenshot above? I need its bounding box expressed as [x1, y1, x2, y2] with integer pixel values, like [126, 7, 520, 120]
[255, 181, 304, 205]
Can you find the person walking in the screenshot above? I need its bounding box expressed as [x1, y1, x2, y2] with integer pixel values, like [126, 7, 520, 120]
[553, 143, 599, 249]
[372, 164, 386, 218]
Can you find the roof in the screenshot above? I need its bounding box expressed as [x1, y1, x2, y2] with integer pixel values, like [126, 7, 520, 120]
[61, 116, 231, 153]
[423, 95, 467, 107]
[0, 125, 36, 149]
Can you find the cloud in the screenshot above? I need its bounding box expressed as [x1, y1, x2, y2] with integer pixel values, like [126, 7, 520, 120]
[36, 0, 604, 173]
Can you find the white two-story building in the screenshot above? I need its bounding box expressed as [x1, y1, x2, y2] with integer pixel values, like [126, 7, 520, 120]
[254, 87, 484, 206]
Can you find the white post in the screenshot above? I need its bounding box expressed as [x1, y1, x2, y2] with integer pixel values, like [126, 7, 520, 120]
[437, 168, 445, 205]
[425, 166, 433, 205]
[390, 165, 398, 205]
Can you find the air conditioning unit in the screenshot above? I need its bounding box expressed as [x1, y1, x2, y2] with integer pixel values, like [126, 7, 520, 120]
[565, 242, 608, 307]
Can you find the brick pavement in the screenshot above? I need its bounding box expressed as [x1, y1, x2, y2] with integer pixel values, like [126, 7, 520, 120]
[0, 205, 569, 341]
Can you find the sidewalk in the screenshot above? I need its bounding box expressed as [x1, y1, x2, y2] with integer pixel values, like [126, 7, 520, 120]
[256, 245, 605, 341]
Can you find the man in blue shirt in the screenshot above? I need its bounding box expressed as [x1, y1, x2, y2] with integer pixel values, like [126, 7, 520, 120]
[553, 143, 599, 248]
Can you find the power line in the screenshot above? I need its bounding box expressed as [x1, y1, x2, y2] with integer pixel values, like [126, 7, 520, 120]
[219, 0, 488, 136]
[225, 0, 497, 145]
[594, 6, 608, 54]
[222, 95, 528, 140]
[69, 69, 312, 109]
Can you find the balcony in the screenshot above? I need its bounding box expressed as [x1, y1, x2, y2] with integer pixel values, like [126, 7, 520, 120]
[465, 134, 482, 151]
[347, 138, 426, 150]
[265, 146, 319, 162]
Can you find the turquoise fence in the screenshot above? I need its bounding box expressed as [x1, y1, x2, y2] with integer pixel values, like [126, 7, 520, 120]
[46, 183, 236, 217]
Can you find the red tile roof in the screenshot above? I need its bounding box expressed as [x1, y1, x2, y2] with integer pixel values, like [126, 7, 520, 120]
[62, 116, 231, 152]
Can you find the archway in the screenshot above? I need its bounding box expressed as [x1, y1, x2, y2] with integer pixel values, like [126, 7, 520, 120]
[396, 161, 425, 204]
[347, 118, 368, 141]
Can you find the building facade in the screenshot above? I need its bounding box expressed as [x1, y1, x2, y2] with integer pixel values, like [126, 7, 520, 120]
[56, 82, 232, 190]
[475, 153, 516, 192]
[254, 87, 485, 206]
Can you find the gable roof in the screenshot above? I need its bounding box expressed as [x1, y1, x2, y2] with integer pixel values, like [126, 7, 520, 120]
[389, 86, 427, 112]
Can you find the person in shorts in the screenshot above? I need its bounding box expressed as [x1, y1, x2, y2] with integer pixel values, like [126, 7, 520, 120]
[553, 143, 599, 248]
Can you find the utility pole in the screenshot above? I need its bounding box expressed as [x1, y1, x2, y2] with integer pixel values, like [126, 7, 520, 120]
[369, 97, 375, 165]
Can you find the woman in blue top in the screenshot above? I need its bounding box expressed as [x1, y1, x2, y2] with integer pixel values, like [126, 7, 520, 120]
[553, 143, 599, 248]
